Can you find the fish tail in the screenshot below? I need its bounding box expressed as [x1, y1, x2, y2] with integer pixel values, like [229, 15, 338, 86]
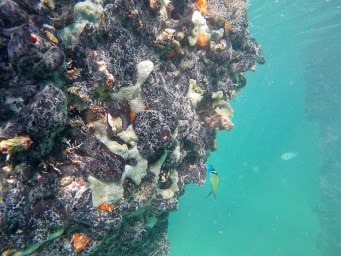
[207, 191, 216, 199]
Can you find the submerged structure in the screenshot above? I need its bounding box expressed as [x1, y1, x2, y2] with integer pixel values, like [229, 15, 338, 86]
[0, 0, 263, 255]
[305, 34, 341, 256]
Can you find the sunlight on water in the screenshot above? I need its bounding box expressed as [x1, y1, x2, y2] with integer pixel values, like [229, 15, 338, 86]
[248, 0, 341, 42]
[169, 0, 341, 255]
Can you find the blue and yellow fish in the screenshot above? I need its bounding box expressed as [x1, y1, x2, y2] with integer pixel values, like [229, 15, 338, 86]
[207, 164, 218, 199]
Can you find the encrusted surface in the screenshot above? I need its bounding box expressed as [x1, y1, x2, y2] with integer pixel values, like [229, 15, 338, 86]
[0, 0, 263, 255]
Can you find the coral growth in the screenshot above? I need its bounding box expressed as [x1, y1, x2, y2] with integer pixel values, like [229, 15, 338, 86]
[0, 0, 263, 254]
[21, 84, 67, 157]
[133, 110, 176, 160]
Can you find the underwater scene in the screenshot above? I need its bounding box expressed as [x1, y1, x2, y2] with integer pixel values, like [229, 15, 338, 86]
[0, 0, 340, 255]
[169, 0, 341, 256]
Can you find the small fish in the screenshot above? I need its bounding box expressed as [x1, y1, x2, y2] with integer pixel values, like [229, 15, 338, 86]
[280, 152, 298, 161]
[207, 164, 218, 199]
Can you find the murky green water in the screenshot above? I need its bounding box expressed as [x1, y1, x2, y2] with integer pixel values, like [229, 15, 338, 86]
[169, 1, 341, 255]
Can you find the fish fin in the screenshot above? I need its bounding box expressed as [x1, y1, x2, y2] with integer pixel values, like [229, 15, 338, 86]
[207, 191, 216, 199]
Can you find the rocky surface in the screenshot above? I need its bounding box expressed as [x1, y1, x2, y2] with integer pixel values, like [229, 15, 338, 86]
[0, 0, 263, 255]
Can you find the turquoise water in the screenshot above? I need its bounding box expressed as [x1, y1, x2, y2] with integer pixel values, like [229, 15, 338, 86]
[169, 1, 341, 255]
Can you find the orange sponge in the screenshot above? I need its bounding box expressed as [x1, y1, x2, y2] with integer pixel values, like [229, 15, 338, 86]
[73, 233, 91, 253]
[196, 32, 209, 47]
[194, 0, 207, 14]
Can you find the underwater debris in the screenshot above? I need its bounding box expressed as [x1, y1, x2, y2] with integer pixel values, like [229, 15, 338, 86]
[0, 0, 263, 254]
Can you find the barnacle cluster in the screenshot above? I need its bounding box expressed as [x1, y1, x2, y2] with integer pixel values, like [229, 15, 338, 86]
[0, 0, 263, 255]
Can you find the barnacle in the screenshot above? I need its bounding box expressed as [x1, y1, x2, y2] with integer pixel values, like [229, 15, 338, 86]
[157, 170, 179, 199]
[150, 0, 160, 10]
[155, 28, 176, 48]
[67, 69, 81, 78]
[107, 114, 123, 134]
[30, 34, 40, 45]
[44, 31, 59, 45]
[106, 74, 115, 87]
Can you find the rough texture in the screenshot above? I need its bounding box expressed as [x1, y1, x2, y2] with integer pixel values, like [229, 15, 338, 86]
[22, 84, 67, 157]
[0, 0, 263, 255]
